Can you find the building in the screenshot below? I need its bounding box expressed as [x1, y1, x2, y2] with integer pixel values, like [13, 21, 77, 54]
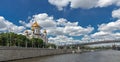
[24, 21, 48, 43]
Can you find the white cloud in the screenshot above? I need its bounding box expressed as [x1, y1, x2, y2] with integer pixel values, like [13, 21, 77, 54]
[90, 19, 120, 41]
[91, 31, 110, 37]
[96, 0, 116, 7]
[49, 35, 81, 45]
[0, 16, 7, 28]
[64, 25, 94, 36]
[90, 32, 120, 41]
[116, 1, 120, 6]
[91, 31, 111, 41]
[48, 0, 70, 10]
[112, 8, 120, 19]
[48, 0, 120, 10]
[33, 13, 56, 28]
[70, 0, 98, 9]
[20, 13, 56, 28]
[56, 18, 67, 26]
[81, 35, 92, 42]
[98, 20, 120, 32]
[0, 16, 25, 33]
[47, 27, 64, 36]
[22, 13, 94, 37]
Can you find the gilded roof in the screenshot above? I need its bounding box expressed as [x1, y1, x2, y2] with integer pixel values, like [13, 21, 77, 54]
[32, 21, 40, 27]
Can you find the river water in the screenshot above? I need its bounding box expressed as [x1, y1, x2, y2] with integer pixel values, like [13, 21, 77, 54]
[9, 50, 120, 62]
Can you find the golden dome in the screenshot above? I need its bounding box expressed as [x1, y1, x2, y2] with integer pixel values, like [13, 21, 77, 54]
[44, 29, 47, 33]
[32, 21, 40, 27]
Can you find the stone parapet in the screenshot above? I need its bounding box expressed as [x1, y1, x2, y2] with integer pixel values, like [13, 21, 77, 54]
[0, 47, 72, 61]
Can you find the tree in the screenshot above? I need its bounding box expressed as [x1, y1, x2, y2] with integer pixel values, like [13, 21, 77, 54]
[0, 32, 45, 48]
[0, 33, 7, 46]
[30, 38, 44, 48]
[46, 43, 56, 49]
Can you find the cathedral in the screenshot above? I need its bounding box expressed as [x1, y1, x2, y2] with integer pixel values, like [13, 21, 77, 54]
[24, 21, 48, 43]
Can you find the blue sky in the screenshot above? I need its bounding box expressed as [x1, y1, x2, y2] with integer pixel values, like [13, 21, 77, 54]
[0, 0, 116, 25]
[0, 0, 120, 45]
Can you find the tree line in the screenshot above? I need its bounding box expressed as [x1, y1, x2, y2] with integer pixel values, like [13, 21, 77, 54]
[0, 32, 56, 48]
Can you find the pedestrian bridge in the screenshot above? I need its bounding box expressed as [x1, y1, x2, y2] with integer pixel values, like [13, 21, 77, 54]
[61, 40, 120, 47]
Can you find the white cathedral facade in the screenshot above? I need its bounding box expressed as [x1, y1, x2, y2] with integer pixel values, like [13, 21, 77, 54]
[24, 21, 48, 43]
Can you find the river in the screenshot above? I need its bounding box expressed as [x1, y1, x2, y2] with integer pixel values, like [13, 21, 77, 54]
[9, 50, 120, 62]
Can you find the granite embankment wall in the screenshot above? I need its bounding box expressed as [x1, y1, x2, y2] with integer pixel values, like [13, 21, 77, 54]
[0, 47, 72, 61]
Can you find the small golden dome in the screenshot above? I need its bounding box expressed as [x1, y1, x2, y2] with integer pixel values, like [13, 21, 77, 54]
[32, 21, 40, 27]
[44, 29, 47, 33]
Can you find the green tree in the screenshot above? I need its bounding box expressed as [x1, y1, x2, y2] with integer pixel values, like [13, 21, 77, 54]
[0, 32, 45, 48]
[30, 38, 44, 48]
[46, 43, 56, 49]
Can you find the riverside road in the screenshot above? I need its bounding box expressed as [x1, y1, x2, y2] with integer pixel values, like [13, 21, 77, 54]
[9, 50, 120, 62]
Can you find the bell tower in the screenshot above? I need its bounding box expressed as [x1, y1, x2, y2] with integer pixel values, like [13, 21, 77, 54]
[31, 21, 40, 38]
[43, 29, 48, 43]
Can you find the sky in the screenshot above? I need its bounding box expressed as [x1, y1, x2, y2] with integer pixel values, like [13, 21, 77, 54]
[0, 0, 120, 45]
